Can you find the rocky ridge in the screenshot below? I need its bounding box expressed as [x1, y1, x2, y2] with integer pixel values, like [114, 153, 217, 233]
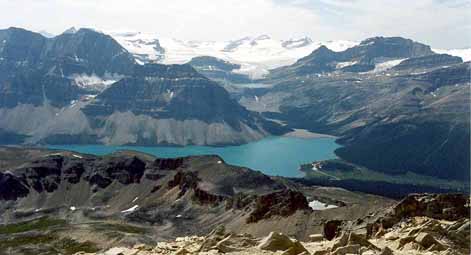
[0, 147, 393, 254]
[78, 194, 470, 255]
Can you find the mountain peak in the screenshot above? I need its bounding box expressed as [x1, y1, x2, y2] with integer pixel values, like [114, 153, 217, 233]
[312, 45, 335, 55]
[254, 34, 271, 41]
[63, 26, 77, 34]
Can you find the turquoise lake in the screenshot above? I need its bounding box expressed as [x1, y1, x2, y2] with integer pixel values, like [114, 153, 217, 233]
[48, 137, 340, 177]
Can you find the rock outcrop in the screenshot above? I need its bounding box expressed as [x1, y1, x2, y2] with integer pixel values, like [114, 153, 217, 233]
[368, 193, 470, 236]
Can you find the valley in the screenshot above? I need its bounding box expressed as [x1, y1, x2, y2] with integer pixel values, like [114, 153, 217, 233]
[0, 27, 469, 196]
[1, 0, 471, 252]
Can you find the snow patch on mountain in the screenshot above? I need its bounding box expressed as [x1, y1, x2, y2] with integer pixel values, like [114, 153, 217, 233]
[71, 73, 122, 92]
[370, 59, 407, 73]
[112, 32, 165, 63]
[336, 61, 357, 69]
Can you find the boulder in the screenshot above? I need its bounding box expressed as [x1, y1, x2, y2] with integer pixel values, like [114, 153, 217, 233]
[323, 220, 342, 240]
[348, 232, 379, 250]
[312, 250, 329, 255]
[258, 232, 308, 255]
[398, 236, 416, 249]
[281, 243, 310, 255]
[331, 233, 349, 251]
[198, 225, 229, 252]
[174, 248, 190, 255]
[368, 194, 470, 237]
[379, 246, 394, 255]
[247, 190, 311, 223]
[309, 234, 324, 242]
[415, 232, 444, 250]
[214, 234, 242, 253]
[331, 244, 360, 255]
[103, 247, 139, 255]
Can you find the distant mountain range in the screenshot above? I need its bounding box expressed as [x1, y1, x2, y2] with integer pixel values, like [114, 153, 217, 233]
[110, 31, 358, 79]
[242, 36, 470, 181]
[35, 28, 470, 81]
[109, 31, 470, 79]
[0, 27, 469, 183]
[0, 27, 283, 146]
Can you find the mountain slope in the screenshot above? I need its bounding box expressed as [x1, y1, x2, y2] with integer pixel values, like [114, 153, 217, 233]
[241, 37, 470, 181]
[0, 147, 393, 254]
[268, 36, 435, 78]
[80, 64, 278, 145]
[0, 27, 136, 108]
[0, 27, 284, 146]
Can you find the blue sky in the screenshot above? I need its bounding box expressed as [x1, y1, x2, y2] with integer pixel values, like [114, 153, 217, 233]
[0, 0, 469, 48]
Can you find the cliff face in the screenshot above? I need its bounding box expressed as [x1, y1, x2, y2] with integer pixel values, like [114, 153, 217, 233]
[0, 28, 285, 146]
[77, 64, 274, 146]
[246, 43, 469, 180]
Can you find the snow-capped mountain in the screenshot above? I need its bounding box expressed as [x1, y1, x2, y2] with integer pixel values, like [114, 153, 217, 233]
[109, 31, 471, 79]
[110, 31, 358, 78]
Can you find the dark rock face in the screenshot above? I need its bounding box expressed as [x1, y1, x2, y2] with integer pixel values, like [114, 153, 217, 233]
[0, 27, 135, 108]
[391, 193, 469, 221]
[167, 171, 200, 197]
[153, 158, 184, 170]
[247, 189, 311, 223]
[0, 154, 150, 199]
[43, 28, 135, 77]
[193, 187, 226, 206]
[323, 220, 343, 241]
[0, 172, 30, 200]
[393, 54, 462, 70]
[0, 70, 87, 108]
[14, 156, 64, 193]
[82, 63, 272, 134]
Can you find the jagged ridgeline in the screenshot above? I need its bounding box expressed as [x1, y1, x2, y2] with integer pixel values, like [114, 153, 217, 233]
[0, 27, 285, 146]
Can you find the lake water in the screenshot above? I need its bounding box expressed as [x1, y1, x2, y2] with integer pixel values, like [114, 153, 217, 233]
[48, 136, 340, 177]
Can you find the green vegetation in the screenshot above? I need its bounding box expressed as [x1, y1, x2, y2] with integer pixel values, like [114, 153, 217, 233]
[0, 217, 66, 234]
[92, 222, 148, 234]
[54, 238, 100, 254]
[0, 234, 55, 249]
[0, 217, 99, 254]
[302, 159, 469, 191]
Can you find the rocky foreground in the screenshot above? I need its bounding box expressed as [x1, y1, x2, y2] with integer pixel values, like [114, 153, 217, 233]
[78, 194, 470, 255]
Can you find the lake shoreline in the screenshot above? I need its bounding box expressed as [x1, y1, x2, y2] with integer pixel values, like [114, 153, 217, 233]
[45, 136, 340, 178]
[283, 129, 337, 139]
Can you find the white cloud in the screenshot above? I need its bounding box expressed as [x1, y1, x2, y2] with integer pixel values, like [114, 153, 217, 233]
[0, 0, 469, 48]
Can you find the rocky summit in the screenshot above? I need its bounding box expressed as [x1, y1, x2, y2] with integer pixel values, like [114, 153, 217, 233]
[76, 194, 470, 255]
